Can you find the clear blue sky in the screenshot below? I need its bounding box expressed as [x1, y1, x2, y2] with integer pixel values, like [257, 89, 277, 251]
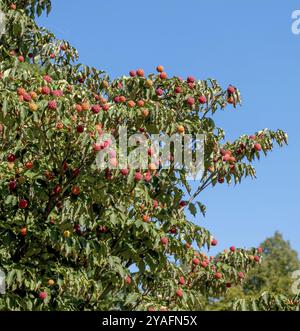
[38, 0, 300, 255]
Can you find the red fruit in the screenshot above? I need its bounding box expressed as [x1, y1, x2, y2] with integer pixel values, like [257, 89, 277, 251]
[199, 95, 207, 104]
[119, 95, 126, 103]
[187, 76, 195, 83]
[201, 261, 208, 268]
[160, 237, 169, 246]
[128, 100, 136, 108]
[254, 143, 262, 152]
[48, 100, 57, 110]
[53, 185, 61, 195]
[25, 161, 33, 170]
[185, 242, 191, 249]
[214, 272, 222, 280]
[23, 93, 32, 102]
[142, 215, 150, 223]
[254, 255, 260, 262]
[72, 168, 80, 177]
[91, 104, 101, 114]
[153, 200, 159, 208]
[10, 3, 17, 10]
[136, 69, 144, 77]
[144, 172, 152, 182]
[7, 153, 17, 163]
[148, 307, 156, 311]
[93, 143, 102, 152]
[156, 88, 164, 96]
[134, 172, 143, 182]
[176, 288, 183, 298]
[102, 104, 110, 111]
[43, 75, 52, 83]
[186, 97, 195, 106]
[41, 86, 51, 95]
[179, 201, 186, 208]
[179, 277, 185, 285]
[129, 70, 136, 77]
[114, 96, 120, 103]
[218, 177, 224, 184]
[71, 186, 80, 196]
[159, 72, 167, 79]
[17, 88, 26, 96]
[226, 283, 231, 288]
[39, 292, 47, 300]
[192, 258, 200, 265]
[20, 227, 27, 237]
[8, 180, 17, 191]
[137, 100, 145, 107]
[56, 123, 64, 130]
[18, 55, 25, 62]
[156, 65, 164, 73]
[238, 272, 245, 279]
[120, 168, 129, 176]
[174, 86, 182, 93]
[257, 247, 263, 254]
[227, 86, 236, 94]
[76, 125, 84, 133]
[125, 276, 132, 285]
[50, 53, 56, 59]
[52, 90, 63, 97]
[19, 199, 28, 209]
[230, 246, 236, 252]
[169, 227, 177, 234]
[249, 135, 256, 140]
[211, 239, 218, 246]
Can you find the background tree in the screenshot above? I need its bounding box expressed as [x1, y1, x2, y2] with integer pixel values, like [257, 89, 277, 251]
[0, 0, 292, 311]
[207, 232, 300, 311]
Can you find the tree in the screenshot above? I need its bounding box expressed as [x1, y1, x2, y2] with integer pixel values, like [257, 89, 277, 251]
[0, 0, 289, 311]
[207, 233, 300, 311]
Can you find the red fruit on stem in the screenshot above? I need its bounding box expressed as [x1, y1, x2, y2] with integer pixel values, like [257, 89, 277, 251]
[48, 100, 57, 110]
[134, 172, 143, 182]
[230, 246, 236, 252]
[18, 55, 25, 62]
[156, 88, 164, 96]
[254, 256, 260, 262]
[160, 237, 169, 246]
[192, 258, 200, 265]
[211, 239, 218, 246]
[7, 154, 16, 162]
[136, 69, 144, 77]
[187, 76, 195, 83]
[39, 292, 47, 300]
[43, 75, 52, 83]
[176, 288, 183, 298]
[129, 70, 136, 77]
[41, 86, 51, 95]
[159, 72, 167, 79]
[21, 227, 27, 237]
[199, 95, 207, 104]
[186, 97, 195, 106]
[257, 247, 263, 254]
[19, 199, 28, 209]
[156, 65, 164, 73]
[227, 86, 236, 94]
[8, 181, 17, 190]
[214, 272, 222, 280]
[125, 276, 132, 285]
[174, 86, 182, 93]
[201, 261, 208, 268]
[120, 168, 129, 176]
[179, 277, 185, 285]
[238, 272, 245, 279]
[76, 125, 84, 133]
[254, 143, 262, 152]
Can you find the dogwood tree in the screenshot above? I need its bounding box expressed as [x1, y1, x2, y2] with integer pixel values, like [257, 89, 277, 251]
[0, 0, 289, 311]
